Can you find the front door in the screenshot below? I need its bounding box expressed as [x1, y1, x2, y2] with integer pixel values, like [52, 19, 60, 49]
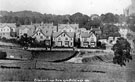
[58, 41, 62, 47]
[65, 41, 69, 47]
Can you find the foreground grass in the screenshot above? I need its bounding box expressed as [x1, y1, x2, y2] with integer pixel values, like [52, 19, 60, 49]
[0, 47, 134, 82]
[0, 60, 127, 82]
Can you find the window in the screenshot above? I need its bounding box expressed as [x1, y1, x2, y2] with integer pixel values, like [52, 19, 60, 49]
[61, 33, 65, 37]
[71, 42, 72, 46]
[65, 37, 68, 40]
[39, 33, 40, 35]
[45, 41, 50, 45]
[58, 37, 61, 40]
[65, 41, 69, 45]
[71, 38, 72, 40]
[3, 33, 5, 35]
[91, 38, 95, 42]
[84, 38, 87, 41]
[40, 36, 43, 39]
[63, 34, 65, 37]
[83, 42, 89, 47]
[46, 36, 49, 39]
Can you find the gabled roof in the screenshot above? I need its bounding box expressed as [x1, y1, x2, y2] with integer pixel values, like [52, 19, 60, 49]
[58, 24, 79, 30]
[80, 32, 95, 38]
[91, 27, 101, 31]
[53, 31, 74, 38]
[27, 30, 34, 37]
[32, 28, 52, 37]
[79, 28, 86, 31]
[19, 25, 36, 30]
[0, 23, 16, 28]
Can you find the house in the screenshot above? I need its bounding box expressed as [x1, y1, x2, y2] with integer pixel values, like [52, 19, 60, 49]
[0, 23, 17, 39]
[79, 28, 90, 33]
[108, 36, 114, 43]
[31, 26, 52, 46]
[80, 32, 97, 47]
[18, 25, 35, 37]
[53, 31, 75, 47]
[90, 27, 102, 35]
[112, 37, 119, 44]
[43, 24, 57, 32]
[119, 27, 128, 39]
[58, 23, 79, 32]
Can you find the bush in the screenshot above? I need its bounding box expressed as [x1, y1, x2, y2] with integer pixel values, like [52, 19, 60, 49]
[0, 51, 7, 59]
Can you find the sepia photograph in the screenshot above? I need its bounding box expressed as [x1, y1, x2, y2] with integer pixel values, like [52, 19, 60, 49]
[0, 0, 135, 82]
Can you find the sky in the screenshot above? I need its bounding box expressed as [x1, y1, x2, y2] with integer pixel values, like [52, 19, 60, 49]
[0, 0, 132, 15]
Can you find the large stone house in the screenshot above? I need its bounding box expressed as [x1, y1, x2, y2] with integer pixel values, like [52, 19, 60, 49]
[18, 25, 35, 37]
[0, 23, 17, 39]
[31, 26, 52, 46]
[90, 26, 102, 35]
[58, 23, 79, 32]
[42, 23, 57, 32]
[80, 32, 97, 47]
[53, 31, 75, 47]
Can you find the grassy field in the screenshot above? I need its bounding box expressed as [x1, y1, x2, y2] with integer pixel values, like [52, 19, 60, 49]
[0, 61, 127, 82]
[0, 47, 32, 60]
[0, 47, 134, 82]
[33, 51, 76, 62]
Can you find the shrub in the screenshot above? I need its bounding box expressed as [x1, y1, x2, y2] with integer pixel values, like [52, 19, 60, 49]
[0, 51, 7, 59]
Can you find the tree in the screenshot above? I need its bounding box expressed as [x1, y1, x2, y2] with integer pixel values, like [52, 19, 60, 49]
[18, 34, 37, 48]
[97, 41, 102, 48]
[101, 13, 119, 23]
[112, 37, 132, 66]
[69, 12, 89, 28]
[101, 24, 120, 37]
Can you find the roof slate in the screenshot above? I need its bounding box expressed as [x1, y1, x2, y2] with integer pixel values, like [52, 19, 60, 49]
[53, 31, 74, 38]
[80, 32, 95, 38]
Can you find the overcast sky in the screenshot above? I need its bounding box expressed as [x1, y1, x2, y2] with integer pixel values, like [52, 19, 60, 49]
[0, 0, 132, 15]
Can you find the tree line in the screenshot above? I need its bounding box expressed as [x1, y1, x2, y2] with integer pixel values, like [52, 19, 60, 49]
[0, 10, 126, 28]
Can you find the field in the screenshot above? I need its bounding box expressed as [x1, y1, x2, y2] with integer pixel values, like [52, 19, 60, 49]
[0, 47, 135, 82]
[0, 61, 127, 82]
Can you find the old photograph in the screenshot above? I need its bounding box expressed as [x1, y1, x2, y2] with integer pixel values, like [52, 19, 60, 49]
[0, 0, 135, 82]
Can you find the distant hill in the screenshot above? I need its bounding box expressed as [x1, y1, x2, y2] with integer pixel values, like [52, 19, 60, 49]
[0, 10, 43, 18]
[0, 10, 90, 28]
[0, 11, 10, 16]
